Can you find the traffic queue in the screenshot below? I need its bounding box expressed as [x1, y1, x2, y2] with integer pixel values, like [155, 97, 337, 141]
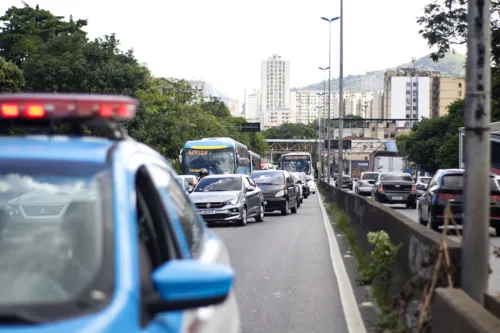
[178, 168, 316, 226]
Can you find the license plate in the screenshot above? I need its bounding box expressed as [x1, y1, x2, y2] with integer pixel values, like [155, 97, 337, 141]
[392, 196, 403, 200]
[200, 210, 216, 215]
[264, 200, 267, 205]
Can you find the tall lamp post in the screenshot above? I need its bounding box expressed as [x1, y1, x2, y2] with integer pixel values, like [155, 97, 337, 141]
[321, 16, 340, 184]
[315, 104, 324, 178]
[318, 67, 329, 179]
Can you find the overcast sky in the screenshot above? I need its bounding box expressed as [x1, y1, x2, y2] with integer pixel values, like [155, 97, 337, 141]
[4, 0, 466, 103]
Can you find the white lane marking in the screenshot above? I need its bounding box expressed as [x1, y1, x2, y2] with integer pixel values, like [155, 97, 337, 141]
[317, 193, 368, 333]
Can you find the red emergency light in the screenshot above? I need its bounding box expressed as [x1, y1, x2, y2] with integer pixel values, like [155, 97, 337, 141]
[0, 93, 138, 120]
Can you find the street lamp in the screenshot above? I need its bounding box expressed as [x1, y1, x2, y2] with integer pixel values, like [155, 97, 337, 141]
[315, 104, 324, 178]
[318, 67, 329, 178]
[321, 16, 340, 185]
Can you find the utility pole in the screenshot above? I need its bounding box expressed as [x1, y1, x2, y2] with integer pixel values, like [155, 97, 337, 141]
[461, 0, 492, 305]
[337, 0, 344, 188]
[319, 67, 329, 179]
[321, 16, 339, 185]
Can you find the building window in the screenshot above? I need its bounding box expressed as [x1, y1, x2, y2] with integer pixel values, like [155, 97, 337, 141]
[459, 90, 462, 97]
[406, 90, 410, 94]
[406, 106, 410, 110]
[458, 82, 462, 88]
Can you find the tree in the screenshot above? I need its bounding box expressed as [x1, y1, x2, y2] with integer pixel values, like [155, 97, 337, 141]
[0, 3, 87, 67]
[263, 123, 317, 140]
[22, 33, 151, 95]
[0, 56, 24, 92]
[417, 0, 500, 65]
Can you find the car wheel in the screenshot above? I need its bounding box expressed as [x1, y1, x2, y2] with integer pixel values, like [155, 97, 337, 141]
[300, 197, 303, 203]
[281, 200, 289, 216]
[291, 202, 298, 214]
[296, 197, 301, 208]
[255, 204, 264, 222]
[238, 207, 248, 226]
[428, 209, 440, 232]
[411, 202, 417, 209]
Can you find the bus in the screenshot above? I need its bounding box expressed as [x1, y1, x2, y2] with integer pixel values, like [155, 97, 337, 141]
[279, 152, 313, 176]
[180, 137, 251, 176]
[459, 122, 500, 175]
[249, 151, 261, 172]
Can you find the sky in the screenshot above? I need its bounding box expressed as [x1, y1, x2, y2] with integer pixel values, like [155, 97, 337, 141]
[3, 0, 466, 103]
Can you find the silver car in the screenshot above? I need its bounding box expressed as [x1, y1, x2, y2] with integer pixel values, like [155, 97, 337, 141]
[190, 174, 265, 226]
[415, 176, 432, 197]
[354, 172, 379, 195]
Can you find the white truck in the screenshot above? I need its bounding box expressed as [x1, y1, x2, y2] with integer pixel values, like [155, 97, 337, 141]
[369, 151, 404, 173]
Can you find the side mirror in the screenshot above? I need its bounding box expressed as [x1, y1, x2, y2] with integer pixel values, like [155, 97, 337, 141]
[147, 260, 234, 313]
[246, 186, 255, 192]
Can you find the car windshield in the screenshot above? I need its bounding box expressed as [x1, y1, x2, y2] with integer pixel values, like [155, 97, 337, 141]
[0, 159, 109, 306]
[380, 173, 413, 182]
[251, 172, 285, 185]
[362, 173, 379, 180]
[442, 174, 499, 189]
[195, 177, 242, 192]
[419, 177, 432, 184]
[183, 148, 235, 175]
[281, 155, 312, 175]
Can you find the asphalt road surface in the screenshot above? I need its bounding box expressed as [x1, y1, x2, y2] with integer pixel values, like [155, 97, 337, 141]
[212, 194, 363, 333]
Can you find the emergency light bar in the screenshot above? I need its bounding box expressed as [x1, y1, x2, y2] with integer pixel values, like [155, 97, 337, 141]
[0, 93, 138, 120]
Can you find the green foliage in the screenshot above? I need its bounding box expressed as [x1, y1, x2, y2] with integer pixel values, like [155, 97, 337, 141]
[263, 122, 317, 139]
[0, 4, 267, 165]
[417, 0, 500, 66]
[0, 57, 24, 92]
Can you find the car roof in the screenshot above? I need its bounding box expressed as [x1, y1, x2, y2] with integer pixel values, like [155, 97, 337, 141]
[0, 136, 115, 163]
[252, 170, 285, 174]
[203, 174, 242, 178]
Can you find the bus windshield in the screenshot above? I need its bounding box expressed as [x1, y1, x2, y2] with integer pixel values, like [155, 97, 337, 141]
[281, 155, 312, 175]
[183, 148, 235, 175]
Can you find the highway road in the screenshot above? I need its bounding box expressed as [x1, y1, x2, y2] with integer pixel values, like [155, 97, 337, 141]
[336, 181, 500, 293]
[212, 194, 368, 333]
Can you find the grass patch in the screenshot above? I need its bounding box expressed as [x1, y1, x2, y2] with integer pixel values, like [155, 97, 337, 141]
[318, 185, 405, 332]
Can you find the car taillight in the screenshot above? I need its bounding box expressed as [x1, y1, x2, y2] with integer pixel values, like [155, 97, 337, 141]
[491, 195, 500, 202]
[437, 193, 459, 200]
[377, 184, 384, 192]
[411, 185, 416, 193]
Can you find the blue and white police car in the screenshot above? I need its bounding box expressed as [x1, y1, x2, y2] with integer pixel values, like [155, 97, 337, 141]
[0, 94, 241, 333]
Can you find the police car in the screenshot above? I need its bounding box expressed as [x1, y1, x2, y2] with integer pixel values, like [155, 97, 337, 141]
[0, 94, 241, 332]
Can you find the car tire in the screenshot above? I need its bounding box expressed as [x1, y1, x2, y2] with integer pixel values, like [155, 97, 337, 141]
[428, 210, 440, 232]
[291, 203, 297, 214]
[411, 202, 417, 209]
[296, 197, 301, 208]
[418, 206, 427, 226]
[300, 197, 303, 204]
[238, 207, 248, 226]
[281, 200, 289, 216]
[255, 204, 264, 222]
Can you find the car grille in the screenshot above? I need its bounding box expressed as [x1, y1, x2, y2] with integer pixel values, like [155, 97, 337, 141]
[22, 204, 65, 217]
[383, 184, 412, 191]
[195, 202, 224, 209]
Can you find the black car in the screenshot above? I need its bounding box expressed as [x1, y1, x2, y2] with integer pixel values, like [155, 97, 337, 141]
[250, 170, 298, 216]
[418, 169, 500, 235]
[371, 172, 417, 209]
[189, 174, 265, 226]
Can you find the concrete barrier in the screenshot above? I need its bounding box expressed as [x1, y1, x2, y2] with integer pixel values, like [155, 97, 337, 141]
[320, 181, 500, 330]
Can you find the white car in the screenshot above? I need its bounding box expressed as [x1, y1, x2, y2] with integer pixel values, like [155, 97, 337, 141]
[306, 175, 316, 194]
[354, 172, 379, 195]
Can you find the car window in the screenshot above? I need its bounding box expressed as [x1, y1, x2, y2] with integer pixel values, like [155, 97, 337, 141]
[380, 173, 412, 181]
[362, 173, 379, 180]
[149, 165, 204, 259]
[243, 177, 251, 188]
[251, 172, 285, 185]
[419, 177, 432, 184]
[441, 174, 499, 189]
[195, 177, 242, 192]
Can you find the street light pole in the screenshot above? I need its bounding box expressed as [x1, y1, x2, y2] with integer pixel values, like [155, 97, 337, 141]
[461, 0, 492, 305]
[318, 67, 329, 179]
[337, 1, 344, 188]
[321, 16, 340, 185]
[315, 104, 324, 178]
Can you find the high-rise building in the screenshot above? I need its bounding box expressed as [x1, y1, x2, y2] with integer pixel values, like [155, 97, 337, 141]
[260, 54, 291, 128]
[245, 89, 261, 122]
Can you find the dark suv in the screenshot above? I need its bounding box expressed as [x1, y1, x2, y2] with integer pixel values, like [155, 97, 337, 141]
[251, 170, 298, 216]
[371, 172, 417, 209]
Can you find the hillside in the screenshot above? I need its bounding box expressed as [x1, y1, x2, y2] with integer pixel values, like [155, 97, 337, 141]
[297, 52, 466, 91]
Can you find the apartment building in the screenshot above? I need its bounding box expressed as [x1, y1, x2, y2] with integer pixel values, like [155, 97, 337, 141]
[431, 76, 466, 117]
[186, 78, 240, 116]
[245, 89, 261, 122]
[261, 54, 291, 128]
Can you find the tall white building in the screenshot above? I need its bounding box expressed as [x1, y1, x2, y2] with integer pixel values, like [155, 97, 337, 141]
[245, 89, 261, 122]
[390, 76, 430, 127]
[260, 54, 291, 128]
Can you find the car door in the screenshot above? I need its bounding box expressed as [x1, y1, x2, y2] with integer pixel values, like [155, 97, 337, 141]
[148, 162, 240, 333]
[248, 176, 263, 207]
[420, 172, 440, 217]
[243, 176, 257, 215]
[286, 173, 296, 205]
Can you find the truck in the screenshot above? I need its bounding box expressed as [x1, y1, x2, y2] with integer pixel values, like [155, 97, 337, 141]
[369, 151, 404, 173]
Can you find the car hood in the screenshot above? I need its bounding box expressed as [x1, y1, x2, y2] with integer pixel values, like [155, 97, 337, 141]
[256, 185, 284, 195]
[190, 191, 241, 203]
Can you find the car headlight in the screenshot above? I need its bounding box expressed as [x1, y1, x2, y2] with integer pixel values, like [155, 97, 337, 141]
[224, 197, 239, 205]
[275, 190, 285, 197]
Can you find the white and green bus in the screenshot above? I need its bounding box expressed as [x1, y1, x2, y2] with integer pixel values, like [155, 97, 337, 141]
[279, 152, 313, 176]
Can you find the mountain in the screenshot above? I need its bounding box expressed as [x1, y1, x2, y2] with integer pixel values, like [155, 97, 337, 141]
[297, 52, 466, 91]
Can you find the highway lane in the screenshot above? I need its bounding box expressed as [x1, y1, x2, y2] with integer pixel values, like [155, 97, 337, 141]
[211, 195, 354, 333]
[328, 179, 500, 292]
